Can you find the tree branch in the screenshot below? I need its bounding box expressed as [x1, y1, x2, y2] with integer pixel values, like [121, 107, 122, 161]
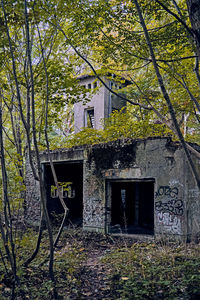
[134, 0, 200, 189]
[154, 0, 194, 38]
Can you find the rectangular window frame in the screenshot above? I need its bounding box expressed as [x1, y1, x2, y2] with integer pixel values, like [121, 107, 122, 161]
[84, 107, 95, 128]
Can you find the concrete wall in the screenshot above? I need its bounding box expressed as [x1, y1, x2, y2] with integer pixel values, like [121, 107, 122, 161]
[74, 76, 106, 133]
[185, 146, 200, 241]
[25, 137, 200, 240]
[74, 76, 126, 133]
[83, 138, 200, 240]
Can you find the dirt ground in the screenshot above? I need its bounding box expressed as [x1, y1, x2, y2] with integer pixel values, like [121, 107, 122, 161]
[57, 229, 142, 300]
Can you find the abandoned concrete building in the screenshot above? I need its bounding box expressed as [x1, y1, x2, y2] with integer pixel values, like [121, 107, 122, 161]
[26, 76, 200, 241]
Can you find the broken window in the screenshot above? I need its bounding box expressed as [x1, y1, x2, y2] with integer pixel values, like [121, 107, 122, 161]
[85, 108, 95, 128]
[51, 185, 58, 198]
[67, 184, 75, 198]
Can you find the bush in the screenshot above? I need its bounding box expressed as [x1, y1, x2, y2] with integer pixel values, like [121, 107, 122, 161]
[64, 108, 172, 148]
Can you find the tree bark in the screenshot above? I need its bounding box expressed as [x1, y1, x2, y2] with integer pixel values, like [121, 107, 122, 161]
[187, 0, 200, 58]
[24, 0, 56, 288]
[133, 0, 200, 190]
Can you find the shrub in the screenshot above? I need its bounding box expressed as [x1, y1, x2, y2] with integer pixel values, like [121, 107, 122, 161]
[102, 243, 200, 299]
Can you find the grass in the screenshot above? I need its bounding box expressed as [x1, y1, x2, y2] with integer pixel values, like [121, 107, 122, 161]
[0, 229, 200, 299]
[0, 229, 86, 299]
[102, 242, 200, 299]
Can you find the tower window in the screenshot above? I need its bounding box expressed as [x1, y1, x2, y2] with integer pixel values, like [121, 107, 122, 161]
[85, 108, 95, 128]
[88, 83, 92, 89]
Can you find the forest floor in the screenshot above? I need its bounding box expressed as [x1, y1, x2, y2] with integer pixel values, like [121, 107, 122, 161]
[0, 228, 200, 299]
[56, 229, 136, 299]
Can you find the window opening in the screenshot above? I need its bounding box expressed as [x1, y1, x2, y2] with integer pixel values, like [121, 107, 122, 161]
[45, 162, 83, 227]
[85, 108, 95, 128]
[88, 83, 91, 89]
[67, 184, 75, 198]
[50, 182, 75, 199]
[93, 82, 97, 89]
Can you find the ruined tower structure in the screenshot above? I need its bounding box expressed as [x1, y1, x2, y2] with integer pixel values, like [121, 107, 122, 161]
[74, 75, 127, 133]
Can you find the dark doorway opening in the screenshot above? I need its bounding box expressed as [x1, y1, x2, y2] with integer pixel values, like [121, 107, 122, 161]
[44, 161, 83, 227]
[110, 180, 154, 235]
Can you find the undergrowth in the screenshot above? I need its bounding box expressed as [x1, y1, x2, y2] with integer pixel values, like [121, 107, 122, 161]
[102, 242, 200, 299]
[0, 229, 86, 299]
[0, 229, 200, 299]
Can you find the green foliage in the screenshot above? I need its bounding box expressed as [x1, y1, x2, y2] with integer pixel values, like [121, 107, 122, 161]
[64, 107, 173, 148]
[102, 243, 200, 299]
[0, 229, 86, 299]
[1, 230, 200, 299]
[60, 0, 199, 144]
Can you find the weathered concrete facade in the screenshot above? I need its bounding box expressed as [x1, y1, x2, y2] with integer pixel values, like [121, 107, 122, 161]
[26, 137, 200, 241]
[74, 75, 126, 133]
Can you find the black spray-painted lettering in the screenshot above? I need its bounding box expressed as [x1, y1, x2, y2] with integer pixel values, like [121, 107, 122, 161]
[155, 186, 178, 198]
[155, 199, 183, 216]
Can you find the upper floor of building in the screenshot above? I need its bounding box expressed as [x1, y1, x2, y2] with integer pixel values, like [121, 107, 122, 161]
[74, 75, 127, 133]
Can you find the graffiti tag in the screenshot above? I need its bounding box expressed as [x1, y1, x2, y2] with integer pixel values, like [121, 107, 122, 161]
[84, 200, 104, 227]
[157, 212, 181, 234]
[155, 186, 178, 198]
[155, 199, 183, 216]
[155, 185, 183, 235]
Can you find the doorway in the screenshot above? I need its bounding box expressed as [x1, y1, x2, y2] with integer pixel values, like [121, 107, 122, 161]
[44, 161, 83, 226]
[110, 180, 154, 234]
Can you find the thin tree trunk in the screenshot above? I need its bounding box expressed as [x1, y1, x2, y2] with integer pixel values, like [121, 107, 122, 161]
[24, 0, 57, 291]
[133, 0, 200, 189]
[187, 0, 200, 58]
[194, 56, 200, 87]
[36, 22, 69, 249]
[1, 0, 39, 182]
[23, 212, 44, 266]
[0, 96, 17, 298]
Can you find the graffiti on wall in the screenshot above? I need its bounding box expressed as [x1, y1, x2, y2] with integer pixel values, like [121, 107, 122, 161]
[155, 199, 183, 216]
[156, 212, 181, 234]
[155, 186, 178, 198]
[155, 185, 183, 234]
[83, 199, 104, 227]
